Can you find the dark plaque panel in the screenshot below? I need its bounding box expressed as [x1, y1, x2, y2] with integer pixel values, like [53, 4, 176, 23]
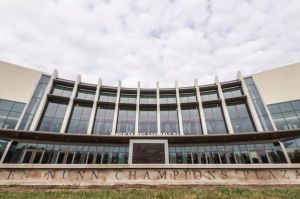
[132, 143, 165, 164]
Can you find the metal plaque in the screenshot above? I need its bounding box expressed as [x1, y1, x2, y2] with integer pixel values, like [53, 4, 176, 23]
[132, 143, 165, 164]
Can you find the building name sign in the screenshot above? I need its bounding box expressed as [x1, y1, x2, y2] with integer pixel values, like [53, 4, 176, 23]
[1, 168, 300, 185]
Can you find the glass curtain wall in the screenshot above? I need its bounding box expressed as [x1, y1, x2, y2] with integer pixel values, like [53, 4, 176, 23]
[18, 75, 50, 130]
[99, 90, 117, 103]
[244, 77, 274, 131]
[0, 99, 25, 129]
[116, 108, 136, 134]
[227, 101, 256, 133]
[283, 138, 300, 163]
[160, 108, 179, 134]
[181, 106, 202, 135]
[180, 90, 197, 103]
[268, 100, 300, 130]
[203, 104, 227, 134]
[200, 89, 219, 102]
[5, 142, 129, 164]
[67, 103, 92, 134]
[139, 109, 157, 134]
[51, 84, 73, 97]
[37, 101, 68, 132]
[93, 106, 115, 135]
[169, 142, 286, 164]
[160, 93, 177, 104]
[76, 88, 95, 101]
[119, 92, 137, 104]
[222, 86, 243, 99]
[140, 93, 156, 104]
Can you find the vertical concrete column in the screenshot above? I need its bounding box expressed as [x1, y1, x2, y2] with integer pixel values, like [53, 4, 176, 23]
[156, 81, 161, 135]
[194, 79, 208, 135]
[0, 141, 13, 164]
[279, 141, 291, 164]
[175, 81, 184, 135]
[237, 71, 263, 132]
[87, 78, 102, 135]
[60, 75, 81, 133]
[135, 81, 140, 135]
[215, 76, 234, 134]
[28, 69, 58, 131]
[111, 80, 121, 135]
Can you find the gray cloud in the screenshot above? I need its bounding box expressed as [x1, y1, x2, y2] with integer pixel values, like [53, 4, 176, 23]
[0, 0, 299, 88]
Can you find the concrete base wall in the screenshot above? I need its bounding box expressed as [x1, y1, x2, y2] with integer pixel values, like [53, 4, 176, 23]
[1, 164, 300, 186]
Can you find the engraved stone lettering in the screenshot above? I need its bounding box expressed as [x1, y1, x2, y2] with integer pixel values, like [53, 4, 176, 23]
[129, 171, 136, 180]
[158, 170, 167, 179]
[193, 170, 202, 179]
[221, 170, 228, 179]
[7, 170, 15, 179]
[143, 171, 150, 180]
[90, 170, 98, 179]
[76, 171, 85, 180]
[207, 170, 216, 179]
[45, 171, 56, 180]
[116, 170, 122, 180]
[173, 170, 179, 179]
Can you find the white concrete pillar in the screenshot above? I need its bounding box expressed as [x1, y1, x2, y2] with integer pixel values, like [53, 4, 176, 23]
[156, 81, 161, 135]
[279, 141, 291, 164]
[194, 79, 208, 135]
[175, 81, 184, 135]
[215, 76, 234, 134]
[111, 80, 121, 135]
[135, 81, 140, 135]
[87, 78, 102, 135]
[237, 71, 263, 132]
[28, 69, 58, 131]
[60, 74, 81, 133]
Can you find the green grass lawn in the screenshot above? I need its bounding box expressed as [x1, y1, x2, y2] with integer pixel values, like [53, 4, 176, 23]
[1, 186, 300, 199]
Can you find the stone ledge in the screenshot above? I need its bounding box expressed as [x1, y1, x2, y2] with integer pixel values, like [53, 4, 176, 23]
[0, 163, 300, 169]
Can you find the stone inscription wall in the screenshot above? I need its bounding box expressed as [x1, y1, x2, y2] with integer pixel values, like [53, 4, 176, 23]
[1, 168, 300, 185]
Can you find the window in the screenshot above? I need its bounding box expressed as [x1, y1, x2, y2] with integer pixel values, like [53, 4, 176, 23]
[180, 91, 197, 103]
[181, 106, 202, 135]
[200, 89, 219, 102]
[99, 90, 117, 103]
[0, 99, 25, 129]
[222, 86, 243, 99]
[51, 84, 73, 97]
[244, 77, 274, 131]
[76, 88, 95, 101]
[140, 93, 156, 104]
[139, 109, 157, 134]
[116, 108, 136, 134]
[0, 139, 8, 161]
[93, 106, 114, 135]
[160, 109, 179, 134]
[203, 104, 227, 134]
[38, 101, 68, 132]
[120, 92, 136, 104]
[67, 104, 92, 134]
[268, 100, 300, 130]
[227, 102, 256, 133]
[18, 75, 50, 130]
[284, 139, 300, 163]
[169, 142, 286, 164]
[4, 142, 129, 164]
[160, 93, 177, 104]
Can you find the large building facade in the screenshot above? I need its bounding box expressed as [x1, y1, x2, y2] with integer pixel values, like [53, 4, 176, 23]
[0, 60, 300, 185]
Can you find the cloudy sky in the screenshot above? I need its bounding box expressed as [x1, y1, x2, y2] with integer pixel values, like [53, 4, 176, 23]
[0, 0, 299, 87]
